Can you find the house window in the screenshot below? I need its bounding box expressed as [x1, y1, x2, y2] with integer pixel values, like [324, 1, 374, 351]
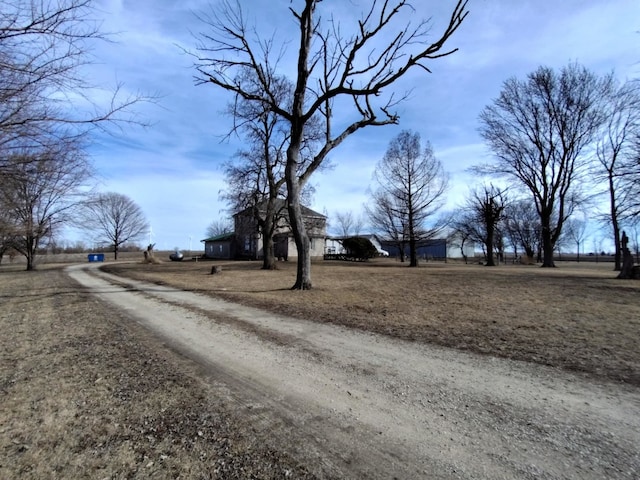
[244, 236, 251, 252]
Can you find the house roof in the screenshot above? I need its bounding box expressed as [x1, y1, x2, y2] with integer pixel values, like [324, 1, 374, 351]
[201, 232, 235, 243]
[234, 198, 325, 219]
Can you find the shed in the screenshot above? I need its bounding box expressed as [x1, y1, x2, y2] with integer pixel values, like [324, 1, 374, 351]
[202, 232, 235, 259]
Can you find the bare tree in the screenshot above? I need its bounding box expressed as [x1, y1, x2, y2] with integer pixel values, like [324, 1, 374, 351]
[625, 115, 640, 221]
[478, 63, 612, 267]
[450, 208, 481, 264]
[221, 101, 288, 268]
[0, 140, 91, 270]
[594, 80, 640, 270]
[80, 192, 148, 260]
[465, 185, 507, 266]
[366, 188, 409, 262]
[333, 210, 365, 237]
[503, 199, 542, 261]
[205, 218, 233, 238]
[334, 210, 354, 237]
[220, 72, 320, 269]
[0, 208, 17, 264]
[564, 216, 588, 262]
[192, 0, 468, 288]
[1, 0, 149, 156]
[630, 224, 640, 263]
[367, 130, 448, 267]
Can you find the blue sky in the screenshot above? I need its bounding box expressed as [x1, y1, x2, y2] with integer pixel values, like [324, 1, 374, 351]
[70, 0, 640, 251]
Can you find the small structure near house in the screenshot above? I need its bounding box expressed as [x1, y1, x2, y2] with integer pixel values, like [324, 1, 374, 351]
[202, 232, 235, 260]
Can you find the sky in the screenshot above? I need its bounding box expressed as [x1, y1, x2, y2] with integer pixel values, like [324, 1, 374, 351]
[67, 0, 640, 252]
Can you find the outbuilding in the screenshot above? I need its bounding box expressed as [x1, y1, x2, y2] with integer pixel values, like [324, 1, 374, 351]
[202, 232, 235, 259]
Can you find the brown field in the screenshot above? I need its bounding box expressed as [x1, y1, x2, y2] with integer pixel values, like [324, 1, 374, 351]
[2, 258, 639, 478]
[102, 258, 640, 386]
[0, 266, 317, 479]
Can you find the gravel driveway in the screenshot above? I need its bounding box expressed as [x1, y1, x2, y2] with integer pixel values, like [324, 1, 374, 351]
[67, 263, 640, 479]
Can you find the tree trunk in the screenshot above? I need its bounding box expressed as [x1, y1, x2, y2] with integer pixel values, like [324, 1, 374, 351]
[286, 142, 312, 290]
[288, 191, 312, 289]
[460, 239, 468, 264]
[540, 220, 556, 267]
[409, 236, 418, 267]
[408, 208, 418, 267]
[612, 225, 621, 271]
[25, 237, 36, 271]
[485, 223, 495, 266]
[396, 241, 406, 262]
[609, 179, 621, 271]
[262, 218, 276, 270]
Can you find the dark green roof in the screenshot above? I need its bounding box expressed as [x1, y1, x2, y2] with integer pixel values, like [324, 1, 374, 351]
[201, 232, 235, 242]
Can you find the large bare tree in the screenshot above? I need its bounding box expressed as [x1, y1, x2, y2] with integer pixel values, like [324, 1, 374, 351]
[478, 64, 612, 267]
[80, 192, 149, 260]
[367, 130, 448, 267]
[193, 0, 468, 288]
[221, 103, 288, 268]
[0, 140, 91, 270]
[220, 72, 320, 269]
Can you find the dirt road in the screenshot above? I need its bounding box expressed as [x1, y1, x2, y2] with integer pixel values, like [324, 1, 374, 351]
[67, 263, 640, 479]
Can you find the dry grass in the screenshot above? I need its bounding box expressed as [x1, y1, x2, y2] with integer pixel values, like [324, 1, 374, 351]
[2, 259, 638, 477]
[0, 266, 318, 479]
[102, 258, 640, 386]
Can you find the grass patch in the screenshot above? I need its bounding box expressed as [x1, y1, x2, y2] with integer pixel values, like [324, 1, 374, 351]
[102, 258, 640, 385]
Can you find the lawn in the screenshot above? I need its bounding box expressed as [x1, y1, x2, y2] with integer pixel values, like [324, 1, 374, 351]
[102, 258, 640, 386]
[0, 266, 317, 479]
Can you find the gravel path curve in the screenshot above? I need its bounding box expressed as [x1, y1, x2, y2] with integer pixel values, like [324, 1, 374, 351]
[67, 263, 640, 479]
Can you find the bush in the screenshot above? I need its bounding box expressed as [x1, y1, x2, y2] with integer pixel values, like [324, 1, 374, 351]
[341, 237, 378, 259]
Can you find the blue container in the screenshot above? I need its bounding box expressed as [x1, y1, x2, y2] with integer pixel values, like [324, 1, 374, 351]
[87, 253, 105, 262]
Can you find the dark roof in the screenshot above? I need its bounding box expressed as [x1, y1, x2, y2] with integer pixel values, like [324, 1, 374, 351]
[234, 199, 325, 219]
[201, 232, 235, 242]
